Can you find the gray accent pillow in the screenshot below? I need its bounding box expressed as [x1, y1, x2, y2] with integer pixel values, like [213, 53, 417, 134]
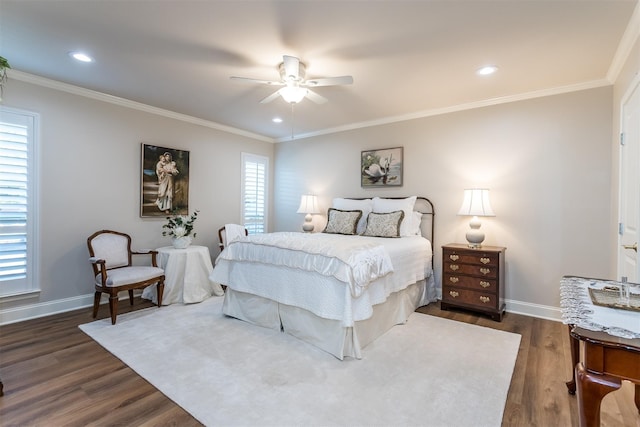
[363, 210, 405, 238]
[323, 208, 363, 235]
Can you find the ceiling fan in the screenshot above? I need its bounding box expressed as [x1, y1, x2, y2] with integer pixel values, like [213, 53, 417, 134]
[230, 55, 353, 105]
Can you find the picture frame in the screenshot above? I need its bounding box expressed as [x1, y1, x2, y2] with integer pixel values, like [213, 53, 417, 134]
[140, 143, 190, 217]
[361, 147, 403, 187]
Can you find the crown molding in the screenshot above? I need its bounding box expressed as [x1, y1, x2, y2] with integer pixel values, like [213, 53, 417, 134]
[6, 67, 619, 145]
[7, 70, 275, 144]
[606, 1, 640, 83]
[280, 79, 611, 142]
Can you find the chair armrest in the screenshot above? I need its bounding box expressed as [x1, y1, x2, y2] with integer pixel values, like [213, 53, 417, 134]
[131, 249, 160, 267]
[132, 249, 158, 255]
[89, 257, 109, 286]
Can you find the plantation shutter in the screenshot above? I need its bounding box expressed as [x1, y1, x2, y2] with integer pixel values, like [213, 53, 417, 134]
[241, 153, 268, 234]
[0, 108, 37, 296]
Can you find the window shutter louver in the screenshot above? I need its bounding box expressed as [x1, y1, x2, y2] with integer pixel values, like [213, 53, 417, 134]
[0, 108, 37, 296]
[241, 153, 268, 234]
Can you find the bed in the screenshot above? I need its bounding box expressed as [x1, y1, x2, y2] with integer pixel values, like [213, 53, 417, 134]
[210, 196, 436, 359]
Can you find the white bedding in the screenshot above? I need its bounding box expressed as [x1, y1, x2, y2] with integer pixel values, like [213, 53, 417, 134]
[210, 233, 432, 327]
[216, 232, 394, 296]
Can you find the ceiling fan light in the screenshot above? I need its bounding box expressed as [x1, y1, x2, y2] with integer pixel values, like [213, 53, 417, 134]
[280, 86, 308, 104]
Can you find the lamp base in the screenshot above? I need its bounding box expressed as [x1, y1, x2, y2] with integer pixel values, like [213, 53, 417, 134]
[466, 242, 483, 249]
[465, 216, 485, 248]
[302, 213, 314, 233]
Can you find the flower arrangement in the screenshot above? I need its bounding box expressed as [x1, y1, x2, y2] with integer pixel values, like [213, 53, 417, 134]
[162, 210, 199, 238]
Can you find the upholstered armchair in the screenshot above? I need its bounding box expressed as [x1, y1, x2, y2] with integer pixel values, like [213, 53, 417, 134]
[217, 224, 248, 251]
[87, 230, 165, 324]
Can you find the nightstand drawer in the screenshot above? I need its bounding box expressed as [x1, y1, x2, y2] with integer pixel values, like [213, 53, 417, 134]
[443, 273, 497, 293]
[443, 262, 497, 279]
[442, 287, 498, 309]
[443, 250, 498, 266]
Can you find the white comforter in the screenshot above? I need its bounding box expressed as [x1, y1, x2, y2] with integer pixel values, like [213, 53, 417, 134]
[210, 233, 433, 325]
[215, 232, 393, 297]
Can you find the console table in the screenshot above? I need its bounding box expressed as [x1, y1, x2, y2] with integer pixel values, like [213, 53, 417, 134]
[142, 245, 224, 305]
[560, 276, 640, 427]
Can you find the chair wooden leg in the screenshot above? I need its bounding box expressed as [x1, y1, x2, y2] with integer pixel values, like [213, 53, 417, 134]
[92, 291, 101, 318]
[109, 295, 118, 325]
[128, 289, 134, 305]
[156, 281, 164, 307]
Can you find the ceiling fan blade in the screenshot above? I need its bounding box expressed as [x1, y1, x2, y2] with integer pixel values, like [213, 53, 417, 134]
[230, 76, 283, 86]
[282, 55, 300, 80]
[305, 89, 328, 104]
[304, 76, 354, 87]
[259, 89, 283, 104]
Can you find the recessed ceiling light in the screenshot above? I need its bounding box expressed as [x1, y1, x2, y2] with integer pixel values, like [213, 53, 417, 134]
[477, 65, 498, 76]
[272, 117, 283, 123]
[69, 52, 94, 63]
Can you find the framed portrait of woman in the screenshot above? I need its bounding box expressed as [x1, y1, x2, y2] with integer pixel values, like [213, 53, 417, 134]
[140, 143, 190, 217]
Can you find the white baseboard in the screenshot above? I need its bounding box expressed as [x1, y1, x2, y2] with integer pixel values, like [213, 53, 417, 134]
[505, 299, 562, 322]
[435, 289, 561, 321]
[1, 293, 562, 326]
[0, 292, 142, 325]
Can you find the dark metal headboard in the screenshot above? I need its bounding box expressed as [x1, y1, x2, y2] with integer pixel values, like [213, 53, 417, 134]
[346, 196, 436, 268]
[413, 196, 435, 245]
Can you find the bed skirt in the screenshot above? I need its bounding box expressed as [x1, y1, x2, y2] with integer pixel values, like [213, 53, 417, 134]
[222, 278, 434, 359]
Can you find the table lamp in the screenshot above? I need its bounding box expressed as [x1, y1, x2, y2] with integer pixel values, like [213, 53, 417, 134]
[297, 194, 320, 232]
[457, 188, 495, 248]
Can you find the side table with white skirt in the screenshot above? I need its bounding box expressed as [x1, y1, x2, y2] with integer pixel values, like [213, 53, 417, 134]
[142, 245, 224, 305]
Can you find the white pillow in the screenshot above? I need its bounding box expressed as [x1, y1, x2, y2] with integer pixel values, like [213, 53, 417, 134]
[372, 196, 417, 237]
[332, 198, 373, 234]
[409, 211, 423, 236]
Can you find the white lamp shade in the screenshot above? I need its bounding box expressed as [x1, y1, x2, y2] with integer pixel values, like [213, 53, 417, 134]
[457, 188, 495, 217]
[297, 194, 319, 214]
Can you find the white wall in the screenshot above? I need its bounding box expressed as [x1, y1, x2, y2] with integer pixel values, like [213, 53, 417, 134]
[0, 79, 273, 322]
[274, 87, 614, 319]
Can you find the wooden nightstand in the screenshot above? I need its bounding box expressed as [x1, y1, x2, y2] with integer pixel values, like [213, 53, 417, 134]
[441, 243, 506, 321]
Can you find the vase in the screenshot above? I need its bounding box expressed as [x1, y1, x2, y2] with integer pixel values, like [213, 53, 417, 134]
[172, 236, 192, 249]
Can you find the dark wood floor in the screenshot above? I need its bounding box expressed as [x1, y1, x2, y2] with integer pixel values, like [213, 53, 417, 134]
[1, 299, 638, 426]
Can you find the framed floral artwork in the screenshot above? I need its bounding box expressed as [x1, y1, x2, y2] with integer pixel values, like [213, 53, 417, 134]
[361, 147, 403, 187]
[140, 143, 190, 217]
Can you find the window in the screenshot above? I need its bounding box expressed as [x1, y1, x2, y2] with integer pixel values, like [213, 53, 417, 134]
[241, 153, 268, 234]
[0, 107, 38, 297]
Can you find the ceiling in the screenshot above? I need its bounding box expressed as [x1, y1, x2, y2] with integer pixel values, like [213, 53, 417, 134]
[1, 1, 638, 142]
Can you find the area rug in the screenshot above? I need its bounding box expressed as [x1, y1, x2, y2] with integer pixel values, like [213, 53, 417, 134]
[80, 296, 521, 427]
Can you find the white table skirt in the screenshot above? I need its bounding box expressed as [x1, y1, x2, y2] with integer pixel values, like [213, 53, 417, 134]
[142, 245, 224, 305]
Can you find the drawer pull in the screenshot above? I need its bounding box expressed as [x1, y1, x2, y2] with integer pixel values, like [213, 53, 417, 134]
[480, 257, 490, 264]
[449, 254, 459, 261]
[449, 276, 459, 283]
[479, 281, 490, 288]
[449, 290, 459, 298]
[479, 296, 491, 303]
[480, 268, 490, 275]
[449, 264, 459, 271]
